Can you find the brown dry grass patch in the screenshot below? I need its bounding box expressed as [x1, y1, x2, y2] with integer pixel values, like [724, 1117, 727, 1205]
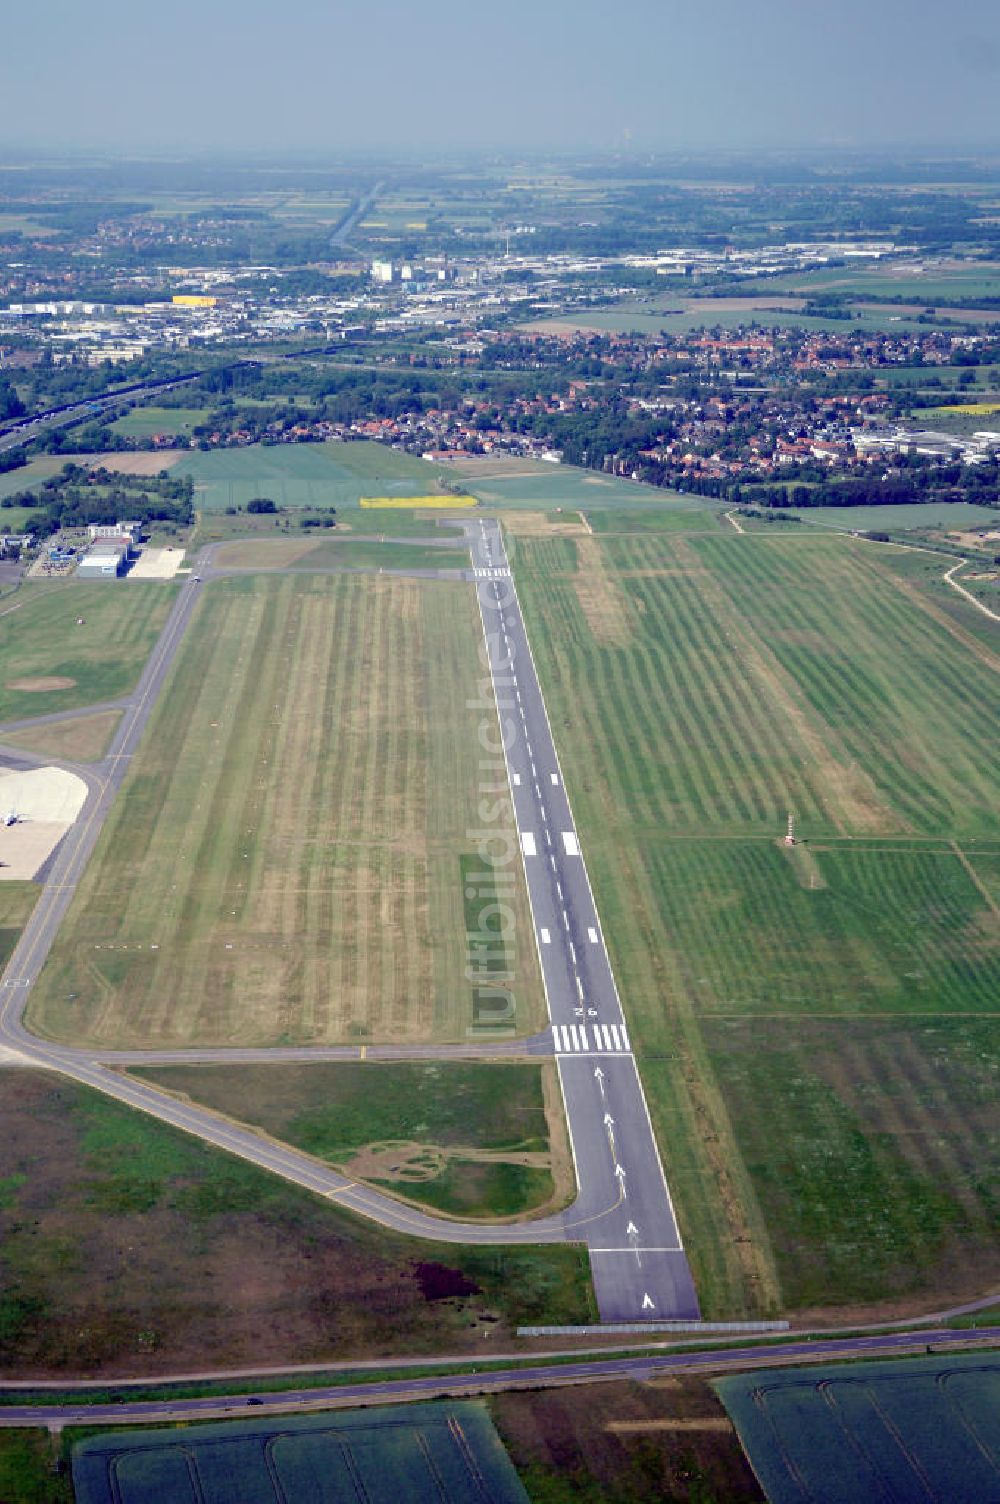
[6, 676, 76, 692]
[572, 537, 632, 646]
[78, 451, 184, 475]
[1, 709, 122, 762]
[502, 510, 588, 538]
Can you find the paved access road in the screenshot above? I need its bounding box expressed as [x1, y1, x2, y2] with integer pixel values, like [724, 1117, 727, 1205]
[466, 518, 699, 1321]
[1, 1328, 996, 1427]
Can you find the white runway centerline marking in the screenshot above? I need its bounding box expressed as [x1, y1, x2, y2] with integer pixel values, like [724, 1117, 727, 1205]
[562, 832, 580, 856]
[521, 832, 537, 856]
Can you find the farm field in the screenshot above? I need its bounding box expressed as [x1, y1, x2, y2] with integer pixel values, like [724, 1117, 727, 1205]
[716, 1352, 1000, 1504]
[464, 467, 676, 509]
[110, 405, 207, 438]
[584, 505, 724, 534]
[172, 440, 451, 513]
[27, 571, 544, 1048]
[796, 500, 1000, 530]
[513, 529, 1000, 1318]
[0, 1071, 592, 1376]
[492, 1378, 763, 1504]
[73, 1403, 530, 1504]
[132, 1060, 571, 1222]
[523, 303, 934, 336]
[0, 581, 177, 724]
[0, 456, 63, 501]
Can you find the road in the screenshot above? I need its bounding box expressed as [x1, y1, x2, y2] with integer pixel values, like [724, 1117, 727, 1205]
[0, 527, 694, 1313]
[0, 1327, 996, 1427]
[331, 182, 384, 250]
[466, 518, 699, 1320]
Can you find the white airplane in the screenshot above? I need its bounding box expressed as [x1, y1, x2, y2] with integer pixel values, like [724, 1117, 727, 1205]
[4, 811, 17, 826]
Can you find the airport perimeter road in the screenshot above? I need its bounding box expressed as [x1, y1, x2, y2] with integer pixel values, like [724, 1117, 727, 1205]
[2, 1328, 997, 1427]
[0, 546, 572, 1253]
[0, 555, 215, 1061]
[0, 535, 687, 1287]
[467, 518, 700, 1322]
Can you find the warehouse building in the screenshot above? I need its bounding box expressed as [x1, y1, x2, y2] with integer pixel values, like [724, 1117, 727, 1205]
[76, 539, 130, 579]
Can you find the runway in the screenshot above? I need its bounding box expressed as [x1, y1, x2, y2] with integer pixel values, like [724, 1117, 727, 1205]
[466, 517, 699, 1320]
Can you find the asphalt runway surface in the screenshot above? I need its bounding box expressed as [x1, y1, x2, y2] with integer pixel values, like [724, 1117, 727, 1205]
[464, 518, 699, 1320]
[0, 526, 695, 1317]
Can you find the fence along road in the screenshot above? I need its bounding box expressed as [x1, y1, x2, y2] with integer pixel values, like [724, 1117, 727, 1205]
[468, 517, 700, 1322]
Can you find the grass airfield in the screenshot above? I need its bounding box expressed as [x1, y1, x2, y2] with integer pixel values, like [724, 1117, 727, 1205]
[4, 442, 998, 1332]
[27, 570, 544, 1048]
[514, 527, 1000, 1319]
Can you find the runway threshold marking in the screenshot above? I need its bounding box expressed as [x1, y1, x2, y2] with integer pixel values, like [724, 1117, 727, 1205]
[588, 927, 599, 943]
[562, 832, 580, 855]
[521, 832, 537, 856]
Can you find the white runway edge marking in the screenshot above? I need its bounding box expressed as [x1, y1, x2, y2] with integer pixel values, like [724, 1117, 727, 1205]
[521, 832, 537, 856]
[588, 927, 599, 943]
[562, 832, 580, 856]
[540, 927, 551, 944]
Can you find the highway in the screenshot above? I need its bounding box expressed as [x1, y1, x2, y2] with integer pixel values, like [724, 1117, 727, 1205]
[466, 518, 699, 1320]
[0, 1327, 996, 1427]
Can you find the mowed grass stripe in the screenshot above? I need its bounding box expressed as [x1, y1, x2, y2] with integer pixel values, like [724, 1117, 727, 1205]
[693, 536, 1000, 833]
[514, 530, 1000, 1316]
[28, 574, 544, 1047]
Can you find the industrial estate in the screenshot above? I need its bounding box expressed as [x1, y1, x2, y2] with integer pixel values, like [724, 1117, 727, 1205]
[0, 145, 998, 1503]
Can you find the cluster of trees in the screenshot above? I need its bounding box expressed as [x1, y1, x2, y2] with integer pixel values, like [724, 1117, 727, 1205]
[2, 462, 194, 536]
[742, 468, 999, 509]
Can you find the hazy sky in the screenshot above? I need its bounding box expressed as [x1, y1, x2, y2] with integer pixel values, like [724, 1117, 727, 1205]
[4, 0, 1000, 155]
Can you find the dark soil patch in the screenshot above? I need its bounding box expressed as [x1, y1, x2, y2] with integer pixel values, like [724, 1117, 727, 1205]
[412, 1262, 482, 1302]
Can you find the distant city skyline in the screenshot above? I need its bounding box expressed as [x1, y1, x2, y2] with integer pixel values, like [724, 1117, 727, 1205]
[3, 0, 1000, 155]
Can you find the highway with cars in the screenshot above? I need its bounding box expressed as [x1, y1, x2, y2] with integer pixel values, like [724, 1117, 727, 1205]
[0, 1327, 996, 1428]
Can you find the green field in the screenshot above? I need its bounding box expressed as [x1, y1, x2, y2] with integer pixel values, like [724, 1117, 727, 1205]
[173, 440, 450, 513]
[798, 501, 1000, 530]
[584, 506, 724, 534]
[525, 304, 936, 336]
[111, 406, 208, 438]
[0, 1430, 68, 1503]
[132, 1061, 568, 1221]
[0, 883, 41, 971]
[514, 530, 1000, 1317]
[0, 456, 63, 501]
[0, 1071, 591, 1376]
[465, 468, 675, 510]
[73, 1403, 530, 1504]
[0, 581, 177, 724]
[27, 571, 544, 1048]
[717, 1353, 1000, 1504]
